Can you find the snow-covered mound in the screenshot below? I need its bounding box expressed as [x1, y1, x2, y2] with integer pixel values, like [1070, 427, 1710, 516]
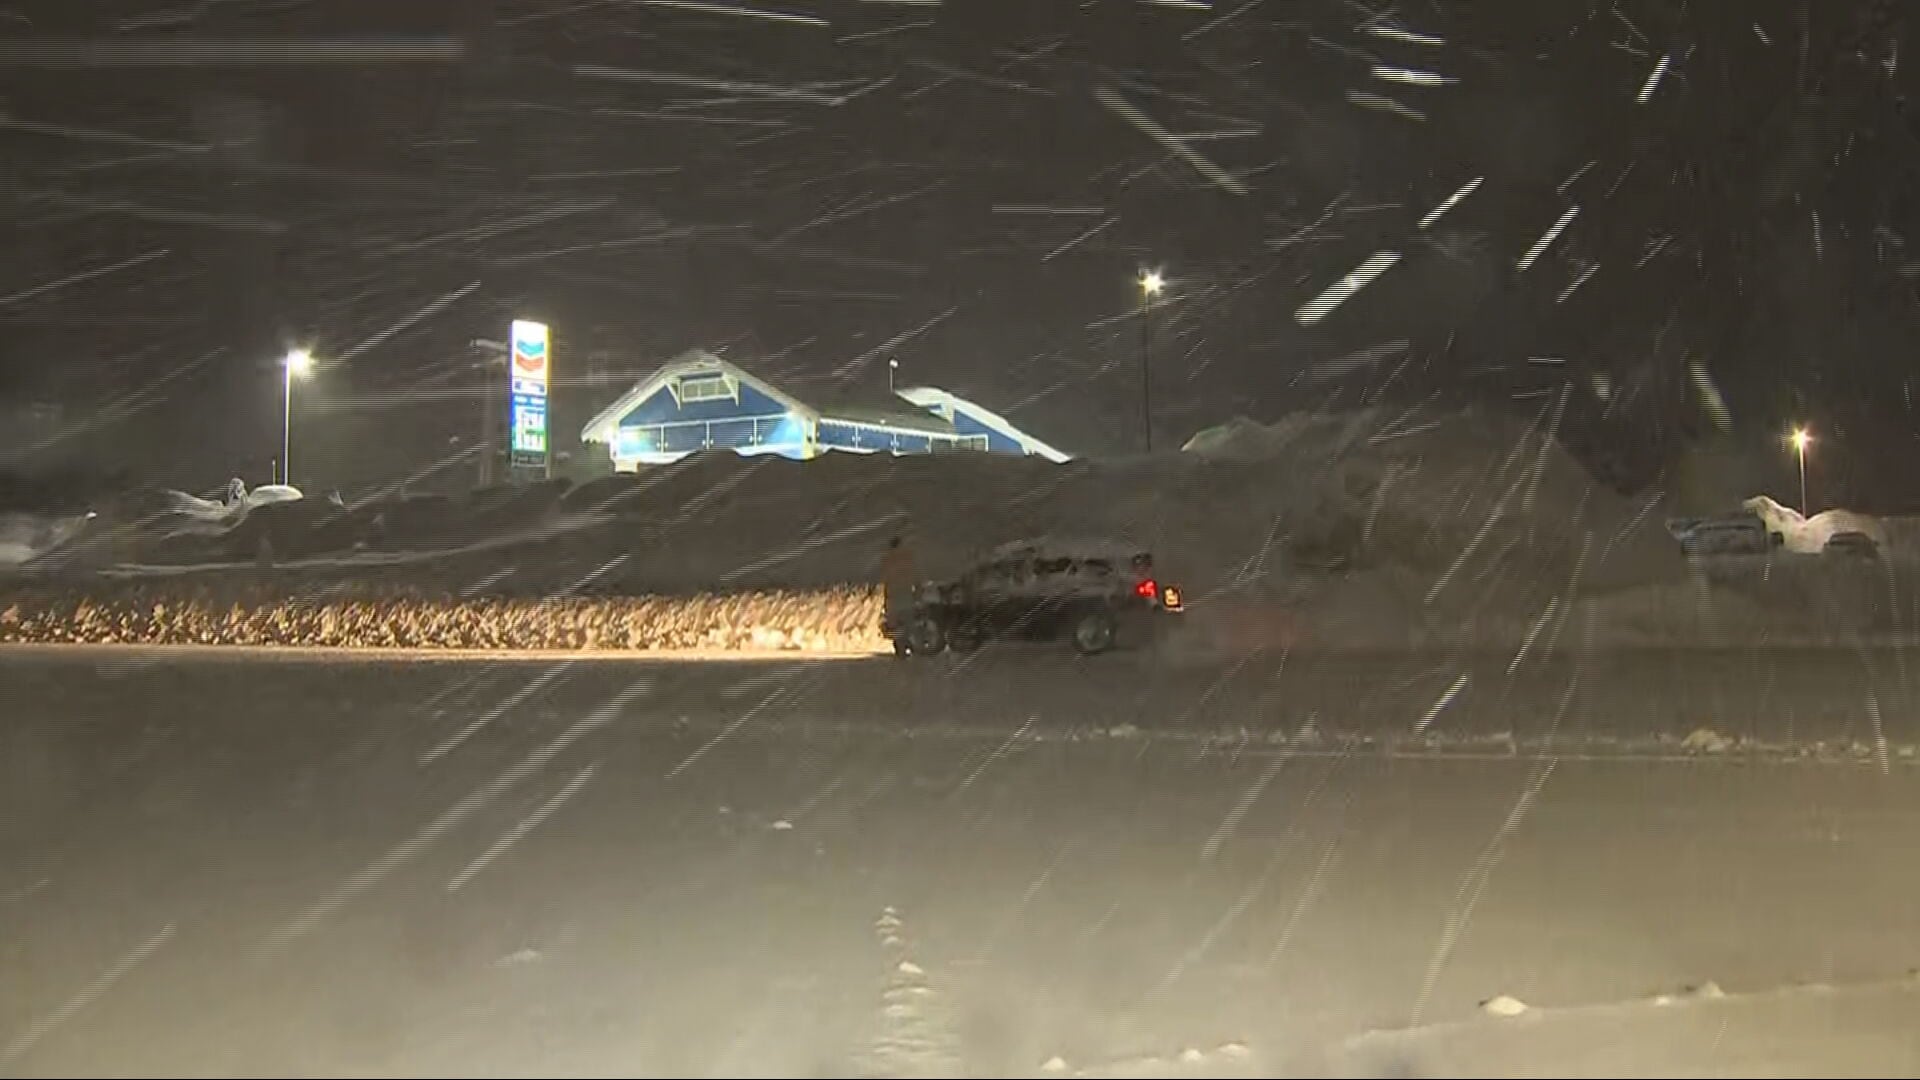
[244, 484, 304, 508]
[0, 512, 93, 566]
[141, 481, 302, 529]
[1181, 411, 1378, 462]
[1742, 495, 1885, 554]
[77, 406, 1686, 612]
[161, 489, 235, 521]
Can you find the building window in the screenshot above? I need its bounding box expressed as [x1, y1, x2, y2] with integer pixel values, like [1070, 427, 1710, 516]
[957, 434, 989, 451]
[677, 375, 733, 403]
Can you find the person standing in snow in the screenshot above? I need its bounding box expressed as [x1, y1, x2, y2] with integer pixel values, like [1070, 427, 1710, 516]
[878, 533, 918, 651]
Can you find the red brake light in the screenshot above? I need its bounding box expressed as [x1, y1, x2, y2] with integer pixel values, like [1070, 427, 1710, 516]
[1135, 578, 1158, 599]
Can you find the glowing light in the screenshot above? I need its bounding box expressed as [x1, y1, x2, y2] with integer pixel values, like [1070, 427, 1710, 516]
[1139, 270, 1165, 296]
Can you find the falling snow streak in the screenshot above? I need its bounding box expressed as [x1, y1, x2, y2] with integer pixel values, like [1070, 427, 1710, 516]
[1305, 339, 1409, 382]
[1516, 207, 1580, 271]
[0, 37, 467, 67]
[1637, 54, 1671, 103]
[774, 181, 946, 242]
[5, 924, 176, 1060]
[835, 20, 933, 44]
[1418, 178, 1483, 229]
[365, 202, 615, 256]
[823, 306, 958, 380]
[1, 347, 226, 461]
[1296, 252, 1401, 325]
[420, 661, 575, 766]
[1508, 599, 1560, 675]
[1181, 0, 1262, 41]
[1370, 65, 1456, 87]
[1413, 674, 1470, 735]
[447, 763, 600, 891]
[908, 58, 1054, 97]
[640, 1, 830, 28]
[666, 679, 814, 779]
[0, 181, 285, 233]
[0, 248, 168, 306]
[336, 282, 481, 362]
[0, 112, 208, 152]
[1410, 756, 1556, 1025]
[1426, 468, 1529, 606]
[1092, 86, 1248, 196]
[573, 64, 849, 105]
[1345, 91, 1426, 122]
[1363, 20, 1443, 47]
[1521, 384, 1572, 515]
[1557, 262, 1599, 303]
[1199, 749, 1288, 859]
[1688, 358, 1733, 431]
[1042, 215, 1119, 261]
[267, 679, 650, 948]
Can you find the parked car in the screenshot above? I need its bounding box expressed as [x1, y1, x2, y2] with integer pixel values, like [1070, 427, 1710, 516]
[890, 539, 1183, 656]
[1823, 530, 1880, 559]
[1666, 513, 1780, 557]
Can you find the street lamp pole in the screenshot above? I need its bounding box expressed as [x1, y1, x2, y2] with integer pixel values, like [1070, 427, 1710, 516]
[283, 349, 312, 487]
[1791, 427, 1811, 516]
[1138, 270, 1164, 454]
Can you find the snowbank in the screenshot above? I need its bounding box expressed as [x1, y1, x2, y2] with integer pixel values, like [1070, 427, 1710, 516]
[0, 511, 93, 566]
[1742, 494, 1885, 554]
[50, 404, 1920, 651]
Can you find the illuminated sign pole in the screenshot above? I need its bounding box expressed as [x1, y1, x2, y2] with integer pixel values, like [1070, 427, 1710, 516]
[508, 319, 551, 478]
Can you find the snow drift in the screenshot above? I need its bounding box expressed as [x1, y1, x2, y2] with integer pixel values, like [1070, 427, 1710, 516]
[1742, 494, 1885, 554]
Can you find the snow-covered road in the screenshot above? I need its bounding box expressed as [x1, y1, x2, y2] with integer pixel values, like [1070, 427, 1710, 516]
[5, 650, 1919, 1075]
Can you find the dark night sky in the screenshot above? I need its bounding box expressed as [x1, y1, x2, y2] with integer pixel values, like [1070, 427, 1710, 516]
[0, 0, 1915, 504]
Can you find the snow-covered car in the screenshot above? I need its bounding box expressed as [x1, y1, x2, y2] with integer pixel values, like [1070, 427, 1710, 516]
[891, 539, 1183, 656]
[1822, 530, 1880, 559]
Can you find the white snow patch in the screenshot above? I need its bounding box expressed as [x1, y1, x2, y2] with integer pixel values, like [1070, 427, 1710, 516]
[1680, 727, 1734, 754]
[1480, 994, 1530, 1016]
[1742, 495, 1884, 554]
[245, 484, 304, 508]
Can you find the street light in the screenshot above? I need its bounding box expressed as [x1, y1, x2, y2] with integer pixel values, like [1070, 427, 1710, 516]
[1789, 426, 1812, 516]
[282, 348, 313, 487]
[1138, 269, 1165, 454]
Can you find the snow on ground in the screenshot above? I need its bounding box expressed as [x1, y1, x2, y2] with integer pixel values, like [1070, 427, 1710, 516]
[18, 406, 1920, 650]
[1329, 977, 1920, 1078]
[8, 652, 1920, 1075]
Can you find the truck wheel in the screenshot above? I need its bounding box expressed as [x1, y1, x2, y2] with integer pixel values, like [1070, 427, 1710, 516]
[907, 615, 947, 656]
[1071, 609, 1117, 655]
